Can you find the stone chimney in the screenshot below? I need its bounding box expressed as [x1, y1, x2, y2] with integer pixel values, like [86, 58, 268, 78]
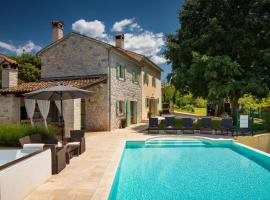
[1, 62, 18, 89]
[52, 20, 64, 42]
[115, 34, 124, 48]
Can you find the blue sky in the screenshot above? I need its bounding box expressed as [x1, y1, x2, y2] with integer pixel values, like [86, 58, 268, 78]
[0, 0, 183, 79]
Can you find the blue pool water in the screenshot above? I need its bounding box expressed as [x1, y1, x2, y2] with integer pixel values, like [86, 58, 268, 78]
[109, 140, 270, 200]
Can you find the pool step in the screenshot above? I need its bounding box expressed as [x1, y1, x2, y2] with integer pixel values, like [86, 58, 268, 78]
[145, 140, 207, 147]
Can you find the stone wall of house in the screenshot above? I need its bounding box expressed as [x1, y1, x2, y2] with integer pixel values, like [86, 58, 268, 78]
[141, 65, 162, 120]
[110, 50, 142, 130]
[40, 33, 109, 79]
[84, 82, 109, 131]
[0, 95, 20, 124]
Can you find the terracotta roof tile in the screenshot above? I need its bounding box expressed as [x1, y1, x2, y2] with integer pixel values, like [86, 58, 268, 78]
[0, 76, 107, 95]
[0, 53, 17, 65]
[115, 47, 144, 63]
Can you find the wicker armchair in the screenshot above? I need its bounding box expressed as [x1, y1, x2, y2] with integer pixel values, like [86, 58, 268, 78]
[69, 130, 86, 154]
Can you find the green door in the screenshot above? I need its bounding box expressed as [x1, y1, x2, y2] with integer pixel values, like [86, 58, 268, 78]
[126, 101, 131, 127]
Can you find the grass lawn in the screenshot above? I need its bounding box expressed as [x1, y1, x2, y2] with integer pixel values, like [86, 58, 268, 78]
[174, 106, 207, 116]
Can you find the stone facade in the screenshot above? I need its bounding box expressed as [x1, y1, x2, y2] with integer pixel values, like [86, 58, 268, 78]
[84, 82, 108, 131]
[0, 33, 162, 131]
[109, 50, 142, 130]
[39, 33, 108, 79]
[0, 95, 20, 124]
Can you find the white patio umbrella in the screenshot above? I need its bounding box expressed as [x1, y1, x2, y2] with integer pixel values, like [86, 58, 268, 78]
[23, 84, 93, 140]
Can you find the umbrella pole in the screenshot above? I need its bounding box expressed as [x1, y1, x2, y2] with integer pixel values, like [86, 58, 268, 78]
[60, 92, 64, 141]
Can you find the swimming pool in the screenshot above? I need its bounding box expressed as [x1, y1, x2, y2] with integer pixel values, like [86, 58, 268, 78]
[109, 137, 270, 200]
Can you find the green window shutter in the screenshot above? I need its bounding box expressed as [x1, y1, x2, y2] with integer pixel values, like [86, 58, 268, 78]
[116, 64, 120, 79]
[124, 66, 127, 80]
[126, 101, 131, 126]
[116, 100, 119, 115]
[124, 101, 127, 113]
[145, 98, 148, 108]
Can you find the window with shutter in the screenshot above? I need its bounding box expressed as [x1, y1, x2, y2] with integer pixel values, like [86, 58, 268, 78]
[152, 77, 156, 87]
[116, 63, 125, 80]
[116, 100, 125, 116]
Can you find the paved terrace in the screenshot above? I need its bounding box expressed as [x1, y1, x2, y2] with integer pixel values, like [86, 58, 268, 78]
[25, 124, 233, 200]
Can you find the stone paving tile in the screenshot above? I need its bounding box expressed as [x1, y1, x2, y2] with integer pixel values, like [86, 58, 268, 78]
[24, 124, 232, 200]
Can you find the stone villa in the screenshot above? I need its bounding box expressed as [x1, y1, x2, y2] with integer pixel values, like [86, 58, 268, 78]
[0, 20, 162, 134]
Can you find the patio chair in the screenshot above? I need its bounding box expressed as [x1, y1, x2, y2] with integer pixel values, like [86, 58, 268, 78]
[68, 130, 86, 154]
[182, 118, 194, 134]
[164, 117, 177, 134]
[148, 117, 159, 134]
[200, 117, 213, 134]
[215, 118, 234, 135]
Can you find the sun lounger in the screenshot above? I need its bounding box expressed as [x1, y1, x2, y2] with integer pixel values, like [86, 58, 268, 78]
[215, 118, 234, 135]
[148, 117, 159, 134]
[164, 117, 177, 134]
[200, 117, 213, 134]
[182, 118, 194, 134]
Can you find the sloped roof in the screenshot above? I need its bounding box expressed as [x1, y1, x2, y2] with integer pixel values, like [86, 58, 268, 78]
[0, 76, 107, 95]
[0, 53, 17, 65]
[37, 32, 163, 72]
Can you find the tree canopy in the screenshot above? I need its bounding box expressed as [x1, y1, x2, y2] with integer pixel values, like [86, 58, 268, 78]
[164, 0, 270, 119]
[164, 0, 270, 118]
[11, 54, 41, 82]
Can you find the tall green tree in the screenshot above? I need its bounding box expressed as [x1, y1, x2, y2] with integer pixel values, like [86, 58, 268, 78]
[11, 54, 41, 82]
[165, 0, 270, 121]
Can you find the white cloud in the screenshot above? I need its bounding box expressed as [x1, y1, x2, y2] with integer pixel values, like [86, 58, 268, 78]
[112, 18, 142, 32]
[0, 40, 41, 56]
[150, 55, 167, 64]
[72, 19, 107, 38]
[124, 32, 165, 57]
[0, 41, 16, 52]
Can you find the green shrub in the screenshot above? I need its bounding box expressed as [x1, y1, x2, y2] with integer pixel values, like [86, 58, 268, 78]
[0, 124, 55, 147]
[183, 104, 195, 112]
[194, 97, 207, 108]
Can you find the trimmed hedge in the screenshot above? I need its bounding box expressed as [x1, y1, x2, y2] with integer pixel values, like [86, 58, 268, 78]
[0, 124, 56, 147]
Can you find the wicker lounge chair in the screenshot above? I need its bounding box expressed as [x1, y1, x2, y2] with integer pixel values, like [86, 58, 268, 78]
[182, 118, 194, 134]
[148, 117, 159, 134]
[200, 118, 213, 134]
[215, 118, 234, 135]
[68, 130, 86, 154]
[164, 117, 177, 134]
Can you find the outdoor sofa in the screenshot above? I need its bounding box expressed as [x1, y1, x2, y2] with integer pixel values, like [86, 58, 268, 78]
[19, 134, 66, 174]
